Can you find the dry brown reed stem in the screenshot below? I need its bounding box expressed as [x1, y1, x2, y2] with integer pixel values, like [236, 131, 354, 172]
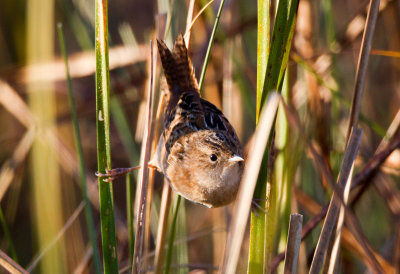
[185, 0, 195, 38]
[295, 190, 395, 273]
[0, 249, 28, 274]
[132, 41, 155, 274]
[281, 100, 348, 207]
[271, 130, 400, 270]
[309, 128, 363, 274]
[283, 98, 395, 272]
[346, 0, 380, 141]
[283, 214, 303, 274]
[146, 97, 165, 273]
[350, 110, 400, 203]
[0, 81, 129, 246]
[221, 94, 280, 274]
[15, 45, 148, 84]
[143, 35, 159, 272]
[142, 20, 168, 266]
[150, 95, 171, 273]
[0, 127, 35, 201]
[0, 79, 35, 127]
[338, 7, 381, 263]
[371, 173, 400, 219]
[339, 0, 391, 49]
[154, 179, 172, 274]
[274, 102, 396, 269]
[268, 95, 399, 271]
[151, 76, 168, 274]
[376, 110, 400, 151]
[283, 95, 400, 207]
[351, 129, 400, 190]
[184, 0, 215, 44]
[152, 15, 171, 274]
[0, 80, 36, 203]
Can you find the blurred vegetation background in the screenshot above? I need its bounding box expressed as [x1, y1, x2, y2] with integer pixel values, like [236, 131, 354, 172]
[0, 0, 399, 273]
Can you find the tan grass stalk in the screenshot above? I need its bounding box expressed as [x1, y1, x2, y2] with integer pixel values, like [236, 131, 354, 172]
[27, 202, 85, 272]
[221, 94, 280, 273]
[132, 41, 155, 273]
[0, 249, 28, 274]
[309, 128, 363, 273]
[295, 190, 395, 273]
[283, 214, 303, 274]
[16, 45, 149, 84]
[327, 1, 381, 271]
[0, 80, 35, 128]
[0, 128, 34, 201]
[346, 0, 380, 141]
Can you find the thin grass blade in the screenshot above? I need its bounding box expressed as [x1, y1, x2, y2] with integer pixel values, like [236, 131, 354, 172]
[198, 0, 226, 91]
[58, 23, 102, 274]
[222, 94, 280, 273]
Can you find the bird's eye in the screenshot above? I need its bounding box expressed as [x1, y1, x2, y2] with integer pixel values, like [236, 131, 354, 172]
[210, 154, 218, 162]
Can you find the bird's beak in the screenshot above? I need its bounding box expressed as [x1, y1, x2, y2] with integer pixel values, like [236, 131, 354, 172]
[229, 155, 244, 162]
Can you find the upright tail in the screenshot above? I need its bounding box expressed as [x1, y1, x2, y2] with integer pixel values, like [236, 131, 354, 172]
[157, 34, 198, 94]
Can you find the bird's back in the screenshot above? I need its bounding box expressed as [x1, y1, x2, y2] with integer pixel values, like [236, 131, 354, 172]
[157, 35, 241, 156]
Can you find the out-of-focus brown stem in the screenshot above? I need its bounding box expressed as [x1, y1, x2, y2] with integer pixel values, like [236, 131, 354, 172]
[270, 130, 400, 271]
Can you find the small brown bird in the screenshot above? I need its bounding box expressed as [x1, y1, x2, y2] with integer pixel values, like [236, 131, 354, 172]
[154, 34, 244, 208]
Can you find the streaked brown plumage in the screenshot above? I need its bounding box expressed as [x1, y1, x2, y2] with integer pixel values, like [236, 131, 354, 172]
[154, 34, 244, 207]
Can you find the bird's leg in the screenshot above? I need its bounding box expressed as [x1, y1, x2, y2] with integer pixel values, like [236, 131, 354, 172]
[95, 164, 157, 182]
[251, 198, 269, 216]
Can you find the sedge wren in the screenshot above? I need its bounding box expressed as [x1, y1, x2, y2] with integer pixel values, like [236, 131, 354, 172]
[153, 34, 244, 208]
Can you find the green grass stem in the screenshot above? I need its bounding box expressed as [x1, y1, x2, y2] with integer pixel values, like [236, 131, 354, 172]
[249, 0, 299, 272]
[164, 195, 181, 274]
[198, 0, 226, 91]
[256, 0, 270, 121]
[259, 0, 299, 112]
[95, 0, 119, 271]
[247, 0, 270, 271]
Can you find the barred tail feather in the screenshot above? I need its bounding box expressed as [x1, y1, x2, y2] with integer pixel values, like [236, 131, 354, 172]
[157, 34, 198, 95]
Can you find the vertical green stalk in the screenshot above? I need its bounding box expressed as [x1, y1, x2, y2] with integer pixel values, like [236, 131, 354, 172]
[256, 0, 270, 122]
[198, 0, 227, 91]
[176, 200, 189, 274]
[249, 0, 299, 272]
[57, 24, 102, 274]
[248, 0, 270, 272]
[164, 195, 181, 274]
[268, 71, 293, 272]
[95, 0, 119, 272]
[260, 0, 299, 111]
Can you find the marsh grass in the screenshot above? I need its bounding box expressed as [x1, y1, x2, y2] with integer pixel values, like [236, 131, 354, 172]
[95, 0, 119, 271]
